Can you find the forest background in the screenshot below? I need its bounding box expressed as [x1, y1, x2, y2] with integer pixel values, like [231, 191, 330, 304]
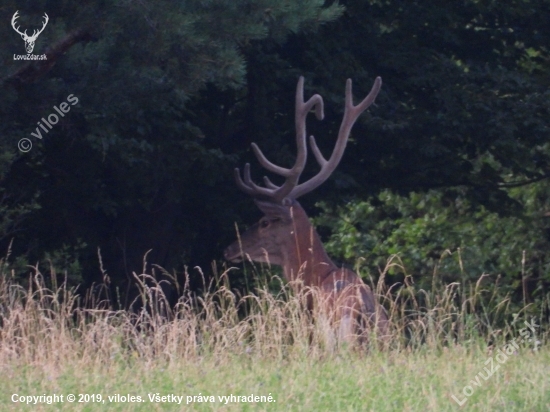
[1, 0, 550, 317]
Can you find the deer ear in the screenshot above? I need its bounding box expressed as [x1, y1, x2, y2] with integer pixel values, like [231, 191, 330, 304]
[254, 199, 292, 219]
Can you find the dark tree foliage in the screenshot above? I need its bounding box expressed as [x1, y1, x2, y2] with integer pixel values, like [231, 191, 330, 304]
[0, 0, 342, 301]
[1, 0, 549, 306]
[243, 0, 550, 210]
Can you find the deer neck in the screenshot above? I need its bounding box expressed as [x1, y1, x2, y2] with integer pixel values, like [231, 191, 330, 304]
[282, 203, 337, 287]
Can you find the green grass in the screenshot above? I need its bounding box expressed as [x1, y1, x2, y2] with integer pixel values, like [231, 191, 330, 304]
[1, 346, 549, 411]
[0, 257, 548, 411]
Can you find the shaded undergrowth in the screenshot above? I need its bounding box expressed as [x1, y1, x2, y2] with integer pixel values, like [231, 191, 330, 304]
[1, 250, 547, 371]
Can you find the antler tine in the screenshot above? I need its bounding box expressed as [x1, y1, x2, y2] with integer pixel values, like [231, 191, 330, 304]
[250, 143, 291, 177]
[266, 76, 324, 202]
[34, 13, 49, 37]
[233, 76, 325, 203]
[262, 176, 278, 189]
[234, 164, 285, 199]
[11, 11, 26, 36]
[234, 164, 275, 198]
[290, 77, 382, 200]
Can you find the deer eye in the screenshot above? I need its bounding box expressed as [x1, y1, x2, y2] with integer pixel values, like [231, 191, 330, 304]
[260, 219, 269, 228]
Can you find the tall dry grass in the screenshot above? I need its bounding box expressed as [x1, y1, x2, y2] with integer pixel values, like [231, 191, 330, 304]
[0, 250, 547, 374]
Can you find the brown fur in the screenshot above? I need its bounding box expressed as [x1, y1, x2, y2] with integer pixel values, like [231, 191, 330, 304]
[225, 200, 388, 344]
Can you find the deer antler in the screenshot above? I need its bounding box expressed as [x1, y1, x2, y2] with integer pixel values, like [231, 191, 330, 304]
[33, 12, 50, 37]
[292, 77, 382, 199]
[235, 77, 324, 203]
[235, 76, 381, 204]
[11, 11, 25, 37]
[34, 13, 49, 39]
[11, 11, 49, 40]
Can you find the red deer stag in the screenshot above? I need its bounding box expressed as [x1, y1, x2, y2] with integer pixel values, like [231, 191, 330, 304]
[224, 76, 388, 344]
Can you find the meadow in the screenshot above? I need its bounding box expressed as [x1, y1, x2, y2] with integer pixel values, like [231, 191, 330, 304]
[0, 255, 548, 411]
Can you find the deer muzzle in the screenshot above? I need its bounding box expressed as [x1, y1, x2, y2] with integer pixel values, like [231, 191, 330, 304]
[223, 243, 243, 263]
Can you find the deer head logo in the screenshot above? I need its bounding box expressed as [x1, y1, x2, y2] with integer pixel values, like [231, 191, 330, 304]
[11, 11, 49, 54]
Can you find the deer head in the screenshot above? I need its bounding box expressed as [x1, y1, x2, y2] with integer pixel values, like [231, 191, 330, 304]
[11, 11, 49, 54]
[224, 76, 382, 283]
